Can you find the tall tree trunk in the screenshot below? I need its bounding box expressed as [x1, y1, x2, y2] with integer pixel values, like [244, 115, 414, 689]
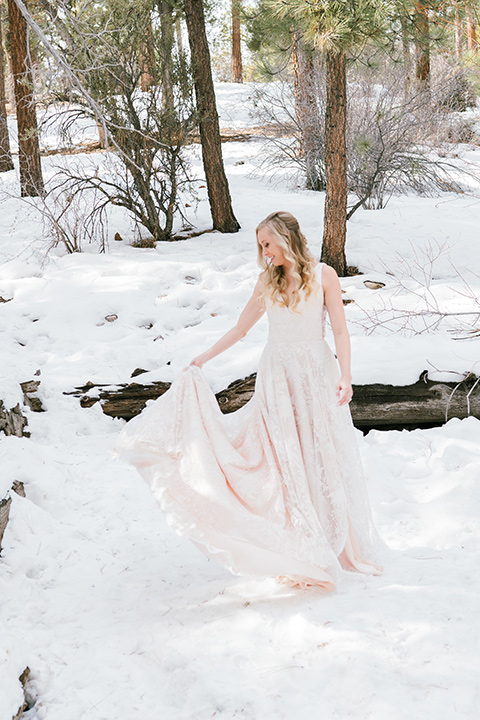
[0, 10, 14, 172]
[184, 0, 240, 233]
[400, 13, 412, 95]
[414, 1, 430, 87]
[158, 0, 174, 113]
[321, 50, 347, 277]
[231, 0, 242, 83]
[455, 3, 464, 58]
[466, 8, 478, 51]
[292, 33, 323, 191]
[140, 11, 156, 91]
[7, 0, 44, 196]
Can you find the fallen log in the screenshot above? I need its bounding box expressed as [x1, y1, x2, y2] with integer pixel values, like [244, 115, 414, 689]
[0, 378, 44, 438]
[12, 667, 31, 720]
[66, 370, 480, 430]
[0, 402, 29, 437]
[69, 378, 171, 420]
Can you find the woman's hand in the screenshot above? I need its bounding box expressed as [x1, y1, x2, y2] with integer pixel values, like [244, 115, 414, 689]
[190, 352, 210, 368]
[336, 376, 353, 406]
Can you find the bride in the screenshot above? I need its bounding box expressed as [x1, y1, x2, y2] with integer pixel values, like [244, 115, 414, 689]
[117, 211, 382, 590]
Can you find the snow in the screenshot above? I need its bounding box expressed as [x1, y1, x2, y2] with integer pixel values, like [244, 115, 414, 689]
[1, 83, 479, 720]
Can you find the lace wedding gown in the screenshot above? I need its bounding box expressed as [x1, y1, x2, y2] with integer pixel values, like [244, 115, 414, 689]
[117, 263, 381, 590]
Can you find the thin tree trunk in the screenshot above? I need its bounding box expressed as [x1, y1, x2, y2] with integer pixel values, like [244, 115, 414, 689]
[455, 3, 464, 58]
[414, 1, 430, 87]
[7, 0, 44, 196]
[321, 49, 347, 277]
[400, 14, 412, 95]
[466, 9, 478, 51]
[140, 11, 156, 91]
[231, 0, 242, 83]
[184, 0, 240, 233]
[0, 10, 14, 172]
[158, 0, 174, 113]
[292, 33, 322, 191]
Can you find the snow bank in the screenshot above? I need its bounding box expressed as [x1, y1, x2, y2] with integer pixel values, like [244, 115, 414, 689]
[1, 83, 479, 719]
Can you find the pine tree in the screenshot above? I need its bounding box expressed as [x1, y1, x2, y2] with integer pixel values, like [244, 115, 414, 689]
[269, 0, 390, 275]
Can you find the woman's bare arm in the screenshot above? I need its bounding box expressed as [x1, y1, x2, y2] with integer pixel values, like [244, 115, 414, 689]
[322, 264, 353, 406]
[190, 277, 265, 368]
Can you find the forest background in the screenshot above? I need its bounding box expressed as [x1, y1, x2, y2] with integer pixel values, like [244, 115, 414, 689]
[3, 0, 480, 272]
[1, 1, 480, 719]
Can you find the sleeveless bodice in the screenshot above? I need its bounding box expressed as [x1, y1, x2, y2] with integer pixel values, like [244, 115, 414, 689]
[266, 263, 326, 344]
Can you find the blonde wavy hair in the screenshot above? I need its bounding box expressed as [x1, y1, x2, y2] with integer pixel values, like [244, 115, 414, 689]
[256, 211, 318, 310]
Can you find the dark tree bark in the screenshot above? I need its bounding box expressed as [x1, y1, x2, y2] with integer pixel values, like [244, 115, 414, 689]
[292, 33, 323, 191]
[7, 0, 44, 196]
[414, 1, 430, 87]
[184, 0, 240, 233]
[321, 50, 347, 277]
[0, 10, 14, 172]
[231, 0, 243, 83]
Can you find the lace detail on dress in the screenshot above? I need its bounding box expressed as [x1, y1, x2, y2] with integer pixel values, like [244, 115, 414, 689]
[116, 262, 382, 590]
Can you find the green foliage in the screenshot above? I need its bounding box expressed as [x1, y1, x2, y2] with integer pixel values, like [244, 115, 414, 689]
[244, 0, 295, 78]
[265, 0, 396, 54]
[245, 0, 292, 54]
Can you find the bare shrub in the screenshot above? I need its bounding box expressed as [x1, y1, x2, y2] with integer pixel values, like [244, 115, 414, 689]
[434, 64, 477, 113]
[37, 176, 109, 253]
[345, 65, 468, 217]
[252, 60, 478, 214]
[250, 81, 313, 187]
[350, 241, 480, 338]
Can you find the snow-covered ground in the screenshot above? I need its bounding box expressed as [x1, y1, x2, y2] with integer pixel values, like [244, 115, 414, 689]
[1, 84, 480, 719]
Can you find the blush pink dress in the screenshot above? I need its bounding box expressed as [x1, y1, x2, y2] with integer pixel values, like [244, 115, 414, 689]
[117, 264, 382, 590]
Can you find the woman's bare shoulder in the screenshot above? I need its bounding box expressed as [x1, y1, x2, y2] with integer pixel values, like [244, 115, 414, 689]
[319, 263, 341, 295]
[254, 271, 267, 291]
[319, 263, 338, 278]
